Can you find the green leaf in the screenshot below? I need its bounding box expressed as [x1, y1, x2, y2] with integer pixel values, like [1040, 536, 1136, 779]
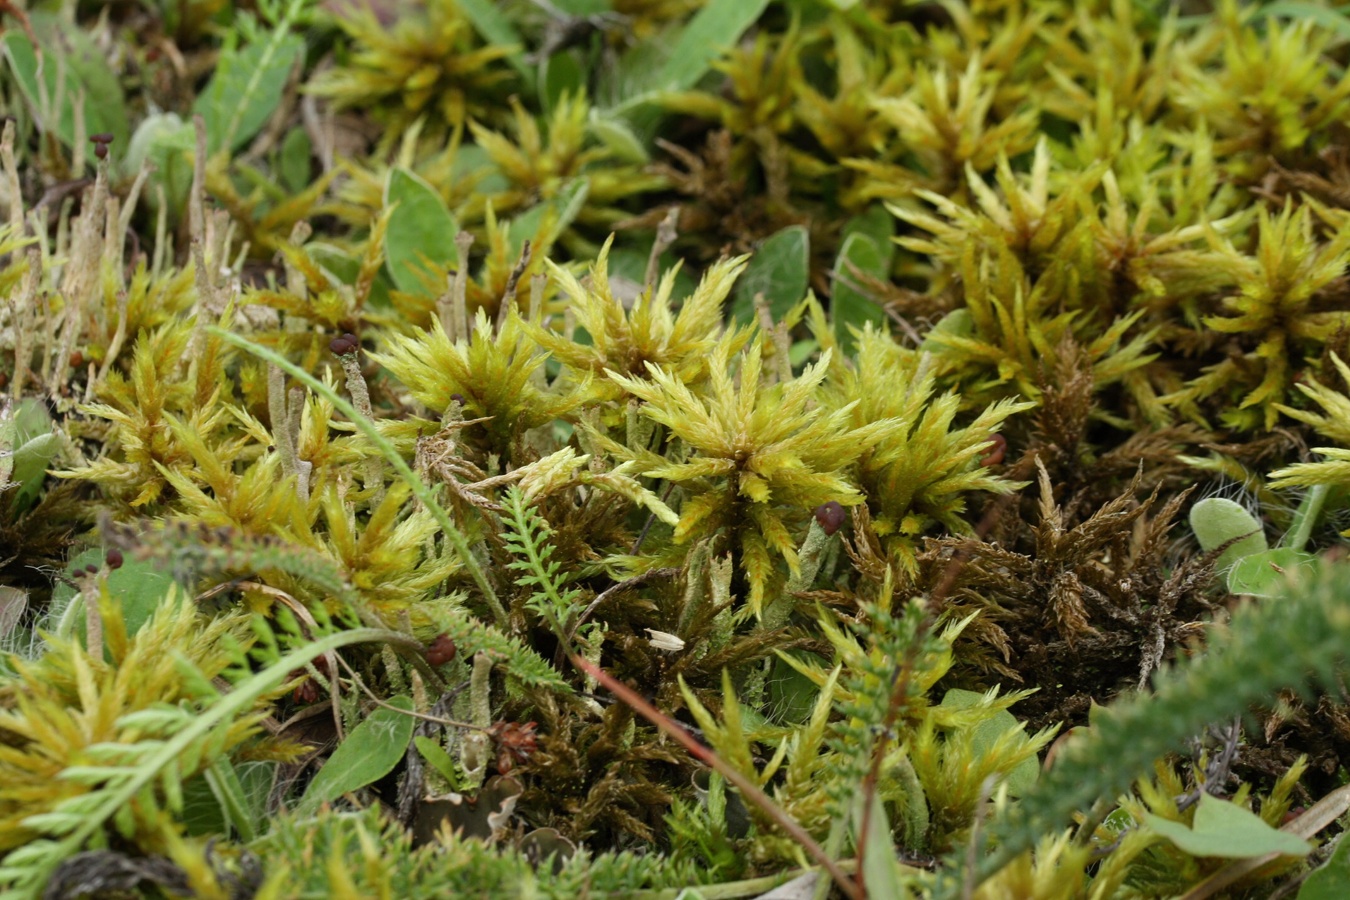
[2, 392, 52, 490]
[193, 29, 303, 154]
[384, 168, 461, 299]
[919, 308, 975, 353]
[126, 113, 195, 214]
[832, 233, 890, 351]
[203, 758, 265, 842]
[550, 0, 612, 12]
[299, 696, 416, 815]
[767, 653, 825, 725]
[1143, 794, 1311, 859]
[1101, 807, 1135, 834]
[789, 339, 819, 368]
[1260, 2, 1350, 41]
[305, 242, 359, 284]
[1, 15, 129, 154]
[853, 791, 906, 896]
[1299, 827, 1350, 899]
[507, 178, 590, 258]
[731, 225, 810, 324]
[54, 546, 178, 646]
[842, 203, 897, 250]
[1189, 498, 1268, 573]
[939, 689, 1040, 796]
[455, 0, 530, 77]
[539, 53, 586, 116]
[656, 0, 773, 92]
[179, 773, 227, 837]
[279, 127, 312, 195]
[414, 736, 464, 791]
[1226, 548, 1320, 597]
[589, 110, 649, 164]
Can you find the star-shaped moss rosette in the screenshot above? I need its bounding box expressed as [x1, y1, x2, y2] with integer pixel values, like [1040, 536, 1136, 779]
[527, 240, 751, 415]
[603, 332, 904, 614]
[373, 308, 586, 459]
[828, 328, 1033, 572]
[1174, 202, 1350, 430]
[306, 0, 517, 146]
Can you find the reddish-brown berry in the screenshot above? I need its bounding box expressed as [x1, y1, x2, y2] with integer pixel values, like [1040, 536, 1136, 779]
[814, 501, 847, 536]
[426, 634, 457, 666]
[293, 679, 320, 705]
[69, 351, 84, 369]
[980, 434, 1007, 467]
[106, 548, 124, 570]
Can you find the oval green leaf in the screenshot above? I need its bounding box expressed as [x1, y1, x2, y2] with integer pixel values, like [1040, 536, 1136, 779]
[1189, 498, 1267, 573]
[939, 688, 1041, 797]
[1143, 794, 1311, 859]
[1299, 819, 1350, 899]
[832, 232, 889, 351]
[299, 695, 415, 814]
[732, 225, 810, 324]
[385, 169, 460, 299]
[1226, 548, 1319, 597]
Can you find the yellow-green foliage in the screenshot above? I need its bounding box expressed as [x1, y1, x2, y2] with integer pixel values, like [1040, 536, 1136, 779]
[71, 323, 233, 508]
[0, 590, 282, 852]
[7, 1, 1350, 898]
[374, 308, 584, 459]
[603, 331, 902, 613]
[530, 241, 749, 405]
[1269, 353, 1350, 515]
[306, 0, 517, 143]
[1178, 202, 1350, 430]
[1174, 11, 1350, 173]
[827, 328, 1031, 569]
[465, 94, 666, 234]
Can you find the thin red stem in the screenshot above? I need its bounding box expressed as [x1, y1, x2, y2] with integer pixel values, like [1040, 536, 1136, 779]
[571, 655, 862, 900]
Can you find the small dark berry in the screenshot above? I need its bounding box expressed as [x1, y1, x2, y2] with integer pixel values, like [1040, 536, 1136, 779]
[90, 132, 114, 144]
[94, 143, 108, 160]
[329, 337, 352, 355]
[426, 633, 457, 666]
[814, 501, 847, 536]
[450, 393, 465, 406]
[106, 549, 124, 570]
[85, 564, 99, 575]
[342, 332, 358, 345]
[69, 351, 84, 368]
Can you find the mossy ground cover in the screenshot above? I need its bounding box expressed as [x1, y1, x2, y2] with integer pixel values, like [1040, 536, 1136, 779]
[4, 0, 1350, 897]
